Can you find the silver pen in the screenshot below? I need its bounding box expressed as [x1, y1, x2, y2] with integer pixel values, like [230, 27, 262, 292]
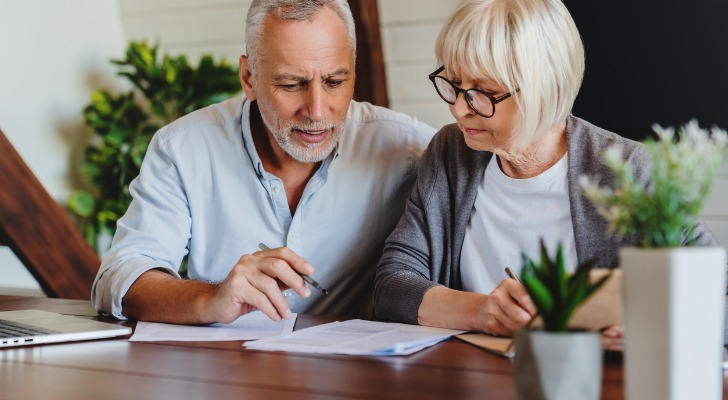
[258, 243, 329, 295]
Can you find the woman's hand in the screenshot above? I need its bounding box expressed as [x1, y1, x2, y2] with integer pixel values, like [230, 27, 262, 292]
[601, 325, 624, 352]
[477, 279, 537, 336]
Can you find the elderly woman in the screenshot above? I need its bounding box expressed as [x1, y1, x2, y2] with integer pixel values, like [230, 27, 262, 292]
[373, 0, 717, 349]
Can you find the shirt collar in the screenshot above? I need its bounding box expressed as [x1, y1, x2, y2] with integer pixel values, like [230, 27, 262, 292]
[240, 98, 265, 177]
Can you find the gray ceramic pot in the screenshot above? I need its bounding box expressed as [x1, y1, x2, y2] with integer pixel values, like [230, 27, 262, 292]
[513, 329, 602, 400]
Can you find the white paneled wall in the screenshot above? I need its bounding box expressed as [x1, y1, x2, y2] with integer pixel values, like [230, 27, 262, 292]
[702, 158, 728, 247]
[378, 0, 461, 129]
[118, 0, 250, 65]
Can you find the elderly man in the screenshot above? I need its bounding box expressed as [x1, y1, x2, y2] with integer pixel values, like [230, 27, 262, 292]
[92, 0, 434, 324]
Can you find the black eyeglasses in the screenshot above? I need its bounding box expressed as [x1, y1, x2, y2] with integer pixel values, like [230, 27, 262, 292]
[428, 66, 519, 118]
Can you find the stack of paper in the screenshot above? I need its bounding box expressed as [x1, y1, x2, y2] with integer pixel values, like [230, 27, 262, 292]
[130, 311, 297, 342]
[244, 319, 465, 356]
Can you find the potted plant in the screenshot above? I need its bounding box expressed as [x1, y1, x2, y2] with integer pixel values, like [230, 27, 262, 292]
[514, 240, 610, 400]
[580, 120, 728, 400]
[68, 41, 241, 254]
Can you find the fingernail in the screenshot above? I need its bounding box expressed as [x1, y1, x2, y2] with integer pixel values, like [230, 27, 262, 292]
[303, 286, 311, 297]
[283, 309, 292, 319]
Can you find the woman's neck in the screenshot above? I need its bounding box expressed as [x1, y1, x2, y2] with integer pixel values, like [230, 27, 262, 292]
[495, 122, 568, 179]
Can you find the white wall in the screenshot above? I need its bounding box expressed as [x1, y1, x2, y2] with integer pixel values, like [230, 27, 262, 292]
[702, 158, 728, 246]
[378, 0, 460, 129]
[118, 0, 249, 64]
[0, 0, 127, 290]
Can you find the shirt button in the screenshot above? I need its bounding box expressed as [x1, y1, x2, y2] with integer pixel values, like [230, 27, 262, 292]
[273, 186, 281, 194]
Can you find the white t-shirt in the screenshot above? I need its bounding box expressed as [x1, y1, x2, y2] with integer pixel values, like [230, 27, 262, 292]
[460, 154, 577, 294]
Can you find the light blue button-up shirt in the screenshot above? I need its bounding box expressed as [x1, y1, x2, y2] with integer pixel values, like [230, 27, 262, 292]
[92, 97, 435, 319]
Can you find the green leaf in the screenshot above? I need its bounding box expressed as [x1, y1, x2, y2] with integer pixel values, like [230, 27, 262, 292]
[519, 241, 611, 332]
[90, 91, 112, 115]
[68, 191, 96, 217]
[522, 270, 554, 316]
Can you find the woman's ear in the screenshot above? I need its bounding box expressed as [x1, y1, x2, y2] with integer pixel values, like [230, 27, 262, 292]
[239, 55, 257, 101]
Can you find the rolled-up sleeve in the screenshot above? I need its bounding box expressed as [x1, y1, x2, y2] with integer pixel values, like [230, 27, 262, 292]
[91, 129, 190, 319]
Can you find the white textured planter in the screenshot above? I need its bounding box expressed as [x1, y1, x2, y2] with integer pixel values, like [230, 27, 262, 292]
[621, 246, 726, 400]
[514, 330, 602, 400]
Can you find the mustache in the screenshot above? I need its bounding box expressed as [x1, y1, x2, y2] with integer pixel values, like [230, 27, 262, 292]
[289, 120, 341, 132]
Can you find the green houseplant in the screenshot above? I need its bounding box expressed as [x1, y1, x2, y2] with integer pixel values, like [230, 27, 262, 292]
[580, 120, 728, 400]
[519, 241, 610, 332]
[68, 41, 241, 253]
[513, 240, 609, 400]
[580, 120, 727, 247]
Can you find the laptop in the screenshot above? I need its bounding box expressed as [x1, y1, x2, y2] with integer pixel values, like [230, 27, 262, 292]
[0, 309, 131, 348]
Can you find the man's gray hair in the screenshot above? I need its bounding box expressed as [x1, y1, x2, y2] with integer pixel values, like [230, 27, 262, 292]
[245, 0, 356, 72]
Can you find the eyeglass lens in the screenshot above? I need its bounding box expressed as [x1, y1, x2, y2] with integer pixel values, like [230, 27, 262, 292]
[433, 76, 493, 117]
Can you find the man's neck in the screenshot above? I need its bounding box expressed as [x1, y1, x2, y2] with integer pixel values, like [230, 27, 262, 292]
[249, 102, 319, 214]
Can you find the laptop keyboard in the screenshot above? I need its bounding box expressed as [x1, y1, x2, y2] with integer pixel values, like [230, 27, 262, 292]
[0, 319, 60, 338]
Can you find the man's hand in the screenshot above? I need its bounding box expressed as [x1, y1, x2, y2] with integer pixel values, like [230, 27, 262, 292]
[208, 246, 313, 323]
[477, 279, 537, 336]
[122, 247, 315, 324]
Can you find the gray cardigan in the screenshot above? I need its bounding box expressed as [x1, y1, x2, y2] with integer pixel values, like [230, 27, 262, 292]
[374, 115, 718, 324]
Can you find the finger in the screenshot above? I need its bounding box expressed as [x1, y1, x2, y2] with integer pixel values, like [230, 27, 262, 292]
[228, 276, 284, 322]
[602, 327, 619, 338]
[602, 336, 624, 352]
[608, 325, 624, 337]
[503, 280, 537, 316]
[245, 269, 293, 320]
[492, 286, 532, 327]
[277, 280, 291, 291]
[600, 324, 624, 339]
[257, 246, 314, 275]
[259, 257, 311, 298]
[483, 314, 511, 337]
[481, 294, 523, 335]
[492, 301, 525, 334]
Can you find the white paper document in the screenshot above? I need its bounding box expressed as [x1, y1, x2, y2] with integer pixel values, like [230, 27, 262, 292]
[244, 319, 465, 356]
[129, 311, 296, 342]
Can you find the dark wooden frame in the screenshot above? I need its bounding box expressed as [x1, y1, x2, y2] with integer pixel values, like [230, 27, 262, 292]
[350, 0, 389, 107]
[0, 129, 99, 299]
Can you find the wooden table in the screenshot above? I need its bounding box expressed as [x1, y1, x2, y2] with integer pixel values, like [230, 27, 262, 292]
[0, 295, 718, 399]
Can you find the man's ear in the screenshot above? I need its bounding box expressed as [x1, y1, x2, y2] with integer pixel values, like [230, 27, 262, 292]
[239, 55, 257, 101]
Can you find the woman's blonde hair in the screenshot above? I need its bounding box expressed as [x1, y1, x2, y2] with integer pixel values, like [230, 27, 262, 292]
[435, 0, 584, 144]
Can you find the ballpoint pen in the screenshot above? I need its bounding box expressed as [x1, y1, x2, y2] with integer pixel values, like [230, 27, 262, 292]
[258, 243, 329, 295]
[504, 266, 538, 331]
[505, 266, 522, 284]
